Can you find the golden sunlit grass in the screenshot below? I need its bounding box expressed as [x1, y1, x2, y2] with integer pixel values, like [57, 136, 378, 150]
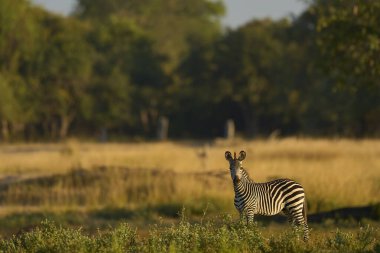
[0, 138, 379, 217]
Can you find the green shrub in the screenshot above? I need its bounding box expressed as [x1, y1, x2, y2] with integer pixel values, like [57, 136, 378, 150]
[0, 219, 378, 253]
[267, 227, 310, 253]
[0, 220, 137, 253]
[327, 226, 378, 253]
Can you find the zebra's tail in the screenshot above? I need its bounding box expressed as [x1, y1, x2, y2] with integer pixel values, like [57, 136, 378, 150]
[303, 197, 308, 224]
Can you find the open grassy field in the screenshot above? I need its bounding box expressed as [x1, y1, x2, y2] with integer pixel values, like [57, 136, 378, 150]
[0, 139, 379, 251]
[0, 138, 379, 210]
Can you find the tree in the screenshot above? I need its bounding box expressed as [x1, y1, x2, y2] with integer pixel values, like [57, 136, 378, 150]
[83, 16, 168, 137]
[0, 0, 38, 73]
[0, 74, 20, 140]
[313, 0, 380, 90]
[213, 19, 303, 136]
[0, 0, 41, 140]
[28, 14, 93, 139]
[75, 0, 224, 73]
[312, 0, 380, 136]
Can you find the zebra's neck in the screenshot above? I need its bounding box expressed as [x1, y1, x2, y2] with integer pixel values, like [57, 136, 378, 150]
[233, 175, 254, 191]
[241, 167, 254, 183]
[232, 168, 255, 195]
[233, 168, 256, 194]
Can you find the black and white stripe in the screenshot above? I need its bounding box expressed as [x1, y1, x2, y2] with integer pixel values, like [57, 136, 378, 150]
[225, 150, 309, 241]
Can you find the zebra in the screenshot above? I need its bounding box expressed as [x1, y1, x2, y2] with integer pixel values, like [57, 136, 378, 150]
[225, 150, 309, 241]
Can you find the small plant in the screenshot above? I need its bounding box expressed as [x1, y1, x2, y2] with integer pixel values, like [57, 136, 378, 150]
[268, 227, 309, 253]
[327, 226, 378, 253]
[0, 220, 91, 253]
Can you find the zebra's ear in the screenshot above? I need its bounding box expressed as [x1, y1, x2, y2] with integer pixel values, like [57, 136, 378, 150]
[238, 150, 246, 161]
[225, 151, 232, 161]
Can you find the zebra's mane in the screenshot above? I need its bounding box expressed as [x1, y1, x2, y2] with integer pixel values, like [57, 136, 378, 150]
[241, 167, 255, 182]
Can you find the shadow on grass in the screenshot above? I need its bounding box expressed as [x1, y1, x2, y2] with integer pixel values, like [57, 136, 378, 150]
[150, 203, 183, 218]
[0, 211, 89, 237]
[90, 207, 135, 220]
[308, 203, 380, 223]
[254, 203, 380, 225]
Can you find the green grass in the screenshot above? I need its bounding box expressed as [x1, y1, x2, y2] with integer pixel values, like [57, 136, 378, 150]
[0, 217, 378, 253]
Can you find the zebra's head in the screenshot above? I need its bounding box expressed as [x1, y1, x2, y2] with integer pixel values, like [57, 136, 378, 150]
[225, 150, 246, 183]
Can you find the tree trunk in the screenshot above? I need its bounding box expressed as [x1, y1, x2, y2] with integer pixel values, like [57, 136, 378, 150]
[1, 119, 9, 142]
[12, 123, 25, 139]
[156, 116, 169, 140]
[59, 114, 74, 140]
[241, 105, 259, 138]
[99, 127, 108, 142]
[224, 119, 235, 140]
[140, 110, 149, 133]
[51, 120, 58, 140]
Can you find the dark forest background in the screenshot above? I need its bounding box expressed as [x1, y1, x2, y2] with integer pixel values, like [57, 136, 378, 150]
[0, 0, 379, 141]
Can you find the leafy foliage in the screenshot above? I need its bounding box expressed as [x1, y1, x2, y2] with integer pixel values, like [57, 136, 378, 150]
[313, 0, 380, 90]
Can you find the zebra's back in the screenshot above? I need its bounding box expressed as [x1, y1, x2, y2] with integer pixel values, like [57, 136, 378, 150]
[254, 179, 305, 216]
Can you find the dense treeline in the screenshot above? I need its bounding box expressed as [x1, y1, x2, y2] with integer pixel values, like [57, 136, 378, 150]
[0, 0, 379, 141]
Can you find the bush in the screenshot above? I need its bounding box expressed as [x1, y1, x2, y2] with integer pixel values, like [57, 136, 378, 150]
[0, 220, 137, 253]
[0, 218, 378, 253]
[327, 226, 378, 253]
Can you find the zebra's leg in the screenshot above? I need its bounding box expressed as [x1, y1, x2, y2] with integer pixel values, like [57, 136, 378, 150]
[302, 221, 309, 242]
[291, 208, 309, 242]
[246, 208, 255, 225]
[282, 208, 295, 226]
[239, 211, 245, 224]
[302, 200, 309, 242]
[296, 217, 309, 242]
[247, 214, 254, 225]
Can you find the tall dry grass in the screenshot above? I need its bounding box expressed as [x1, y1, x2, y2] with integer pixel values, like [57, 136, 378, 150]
[0, 138, 379, 215]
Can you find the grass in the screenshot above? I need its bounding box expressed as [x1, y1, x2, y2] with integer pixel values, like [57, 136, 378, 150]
[0, 139, 379, 213]
[0, 217, 378, 253]
[0, 138, 379, 251]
